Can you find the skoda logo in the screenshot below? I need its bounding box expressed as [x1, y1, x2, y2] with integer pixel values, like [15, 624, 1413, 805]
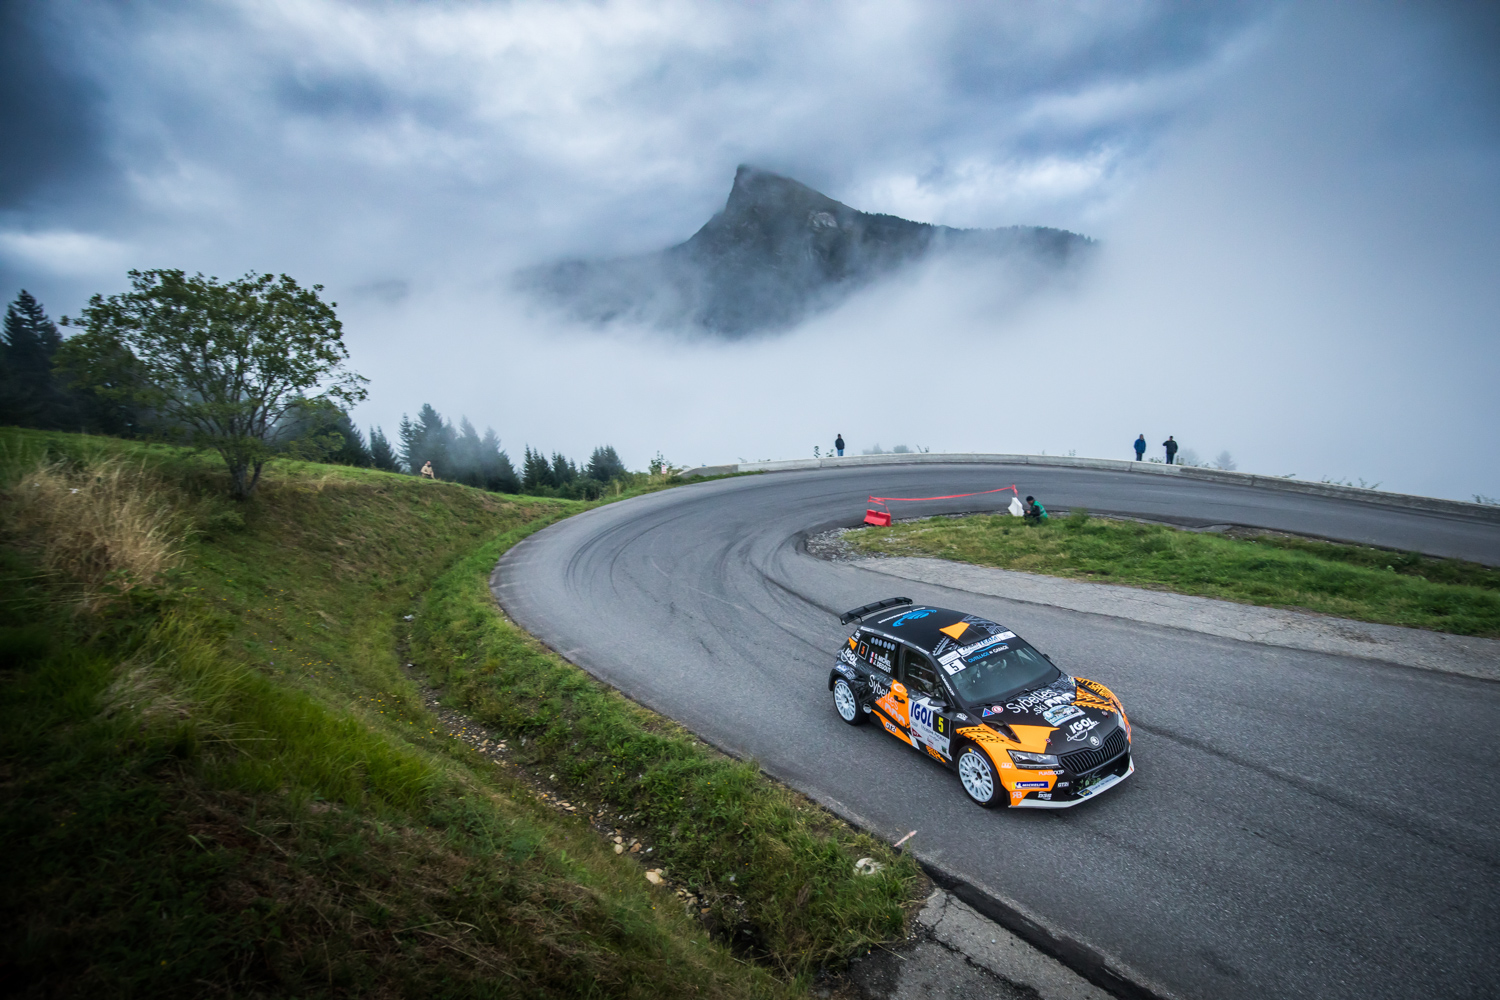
[1089, 735, 1101, 747]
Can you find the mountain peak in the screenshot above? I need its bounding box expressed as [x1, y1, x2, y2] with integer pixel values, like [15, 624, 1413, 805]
[518, 167, 1094, 338]
[722, 165, 841, 218]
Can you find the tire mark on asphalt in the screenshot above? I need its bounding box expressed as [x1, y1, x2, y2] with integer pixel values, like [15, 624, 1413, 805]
[1133, 720, 1500, 871]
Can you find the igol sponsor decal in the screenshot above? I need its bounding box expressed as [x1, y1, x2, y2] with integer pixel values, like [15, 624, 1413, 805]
[1065, 717, 1101, 742]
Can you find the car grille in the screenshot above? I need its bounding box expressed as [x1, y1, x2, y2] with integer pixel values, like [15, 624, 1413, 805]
[1060, 728, 1128, 775]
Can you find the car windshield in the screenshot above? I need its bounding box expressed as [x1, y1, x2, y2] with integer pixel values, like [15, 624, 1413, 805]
[941, 639, 1059, 706]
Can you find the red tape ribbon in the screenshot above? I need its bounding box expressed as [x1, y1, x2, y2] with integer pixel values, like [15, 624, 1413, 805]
[868, 484, 1019, 505]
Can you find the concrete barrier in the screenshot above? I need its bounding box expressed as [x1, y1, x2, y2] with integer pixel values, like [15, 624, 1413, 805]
[679, 453, 1500, 525]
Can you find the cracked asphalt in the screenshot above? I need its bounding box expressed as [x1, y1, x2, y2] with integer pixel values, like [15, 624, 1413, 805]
[495, 464, 1500, 1000]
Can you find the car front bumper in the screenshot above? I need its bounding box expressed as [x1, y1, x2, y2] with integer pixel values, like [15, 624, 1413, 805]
[1012, 753, 1134, 809]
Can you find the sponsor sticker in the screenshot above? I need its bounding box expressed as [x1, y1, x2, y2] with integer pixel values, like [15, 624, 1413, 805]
[1042, 704, 1084, 726]
[1065, 717, 1101, 742]
[908, 699, 951, 755]
[889, 609, 934, 627]
[1015, 781, 1049, 789]
[956, 634, 1006, 658]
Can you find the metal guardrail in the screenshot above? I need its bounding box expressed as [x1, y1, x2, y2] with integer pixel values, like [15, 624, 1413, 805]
[679, 453, 1500, 525]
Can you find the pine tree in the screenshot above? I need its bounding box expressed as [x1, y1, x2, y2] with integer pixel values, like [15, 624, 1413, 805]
[369, 426, 401, 472]
[412, 404, 452, 477]
[522, 446, 553, 493]
[550, 452, 578, 486]
[398, 404, 453, 476]
[1, 290, 69, 428]
[479, 428, 520, 493]
[397, 414, 418, 473]
[451, 418, 484, 488]
[328, 411, 372, 467]
[586, 445, 626, 481]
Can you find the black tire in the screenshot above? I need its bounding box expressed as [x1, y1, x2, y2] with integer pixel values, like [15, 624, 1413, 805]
[956, 744, 1002, 808]
[832, 678, 866, 726]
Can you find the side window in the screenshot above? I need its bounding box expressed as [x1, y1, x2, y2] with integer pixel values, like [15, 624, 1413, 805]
[901, 647, 942, 699]
[859, 631, 898, 674]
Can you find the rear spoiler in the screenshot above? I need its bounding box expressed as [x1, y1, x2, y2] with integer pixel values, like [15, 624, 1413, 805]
[839, 597, 913, 625]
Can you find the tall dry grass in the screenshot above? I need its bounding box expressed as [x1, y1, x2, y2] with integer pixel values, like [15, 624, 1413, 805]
[2, 456, 189, 610]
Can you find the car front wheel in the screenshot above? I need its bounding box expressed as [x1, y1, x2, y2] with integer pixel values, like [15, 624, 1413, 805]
[957, 745, 1001, 808]
[833, 678, 865, 725]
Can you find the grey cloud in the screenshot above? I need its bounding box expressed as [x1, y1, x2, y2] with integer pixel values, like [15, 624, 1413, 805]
[275, 73, 391, 121]
[0, 0, 111, 210]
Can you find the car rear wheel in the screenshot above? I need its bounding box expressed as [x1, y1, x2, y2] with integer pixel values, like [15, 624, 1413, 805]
[957, 746, 1001, 808]
[833, 678, 865, 725]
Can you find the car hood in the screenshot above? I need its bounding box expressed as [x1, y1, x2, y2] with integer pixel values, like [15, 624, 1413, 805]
[976, 675, 1127, 754]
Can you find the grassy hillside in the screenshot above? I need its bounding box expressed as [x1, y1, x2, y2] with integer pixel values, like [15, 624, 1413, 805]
[847, 510, 1500, 637]
[0, 429, 917, 998]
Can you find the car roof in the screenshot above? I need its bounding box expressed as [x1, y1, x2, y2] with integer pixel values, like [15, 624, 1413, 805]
[856, 605, 1007, 653]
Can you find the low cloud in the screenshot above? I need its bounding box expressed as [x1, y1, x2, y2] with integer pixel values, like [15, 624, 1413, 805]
[1, 1, 1496, 501]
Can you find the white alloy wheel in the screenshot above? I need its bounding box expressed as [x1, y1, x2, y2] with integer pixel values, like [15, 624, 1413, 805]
[958, 747, 1000, 807]
[833, 678, 864, 725]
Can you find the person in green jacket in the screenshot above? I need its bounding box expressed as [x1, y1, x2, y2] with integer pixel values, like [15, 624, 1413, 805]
[1024, 495, 1048, 522]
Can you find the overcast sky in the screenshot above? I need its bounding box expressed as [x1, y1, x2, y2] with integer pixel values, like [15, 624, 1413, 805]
[3, 1, 1497, 501]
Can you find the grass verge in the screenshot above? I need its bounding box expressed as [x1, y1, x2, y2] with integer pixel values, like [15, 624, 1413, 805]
[0, 428, 914, 998]
[847, 510, 1500, 638]
[409, 530, 922, 976]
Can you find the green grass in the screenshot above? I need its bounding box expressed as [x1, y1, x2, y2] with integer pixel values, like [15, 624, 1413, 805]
[848, 509, 1500, 638]
[411, 535, 921, 976]
[0, 428, 916, 998]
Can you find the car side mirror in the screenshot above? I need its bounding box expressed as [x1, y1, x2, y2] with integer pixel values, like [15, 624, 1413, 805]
[1043, 653, 1054, 663]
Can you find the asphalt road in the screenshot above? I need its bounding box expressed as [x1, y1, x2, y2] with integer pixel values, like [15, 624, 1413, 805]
[494, 465, 1500, 1000]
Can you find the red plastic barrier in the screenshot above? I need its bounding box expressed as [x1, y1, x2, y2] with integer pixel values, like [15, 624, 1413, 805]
[864, 508, 893, 526]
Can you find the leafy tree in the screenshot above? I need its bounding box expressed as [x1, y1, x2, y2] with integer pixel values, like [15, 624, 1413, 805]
[369, 426, 401, 472]
[58, 270, 366, 498]
[586, 445, 626, 482]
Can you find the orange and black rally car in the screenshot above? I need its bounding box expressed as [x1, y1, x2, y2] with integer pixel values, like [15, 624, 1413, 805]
[828, 597, 1133, 808]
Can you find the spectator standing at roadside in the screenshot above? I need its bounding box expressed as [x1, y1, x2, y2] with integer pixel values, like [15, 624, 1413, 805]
[1134, 434, 1146, 461]
[1163, 436, 1178, 465]
[835, 434, 845, 457]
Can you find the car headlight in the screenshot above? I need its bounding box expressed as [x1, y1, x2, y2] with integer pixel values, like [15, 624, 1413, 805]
[1008, 750, 1060, 769]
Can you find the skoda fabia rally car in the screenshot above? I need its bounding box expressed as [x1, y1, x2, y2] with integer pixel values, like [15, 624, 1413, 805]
[828, 597, 1133, 808]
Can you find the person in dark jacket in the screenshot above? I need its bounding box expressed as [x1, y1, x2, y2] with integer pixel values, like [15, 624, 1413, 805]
[1024, 495, 1048, 522]
[835, 434, 845, 457]
[1134, 434, 1146, 460]
[1163, 436, 1178, 464]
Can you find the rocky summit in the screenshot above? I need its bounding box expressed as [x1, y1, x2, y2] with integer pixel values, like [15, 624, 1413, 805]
[518, 165, 1095, 338]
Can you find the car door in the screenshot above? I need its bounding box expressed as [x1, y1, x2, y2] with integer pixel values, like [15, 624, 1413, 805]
[901, 646, 954, 762]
